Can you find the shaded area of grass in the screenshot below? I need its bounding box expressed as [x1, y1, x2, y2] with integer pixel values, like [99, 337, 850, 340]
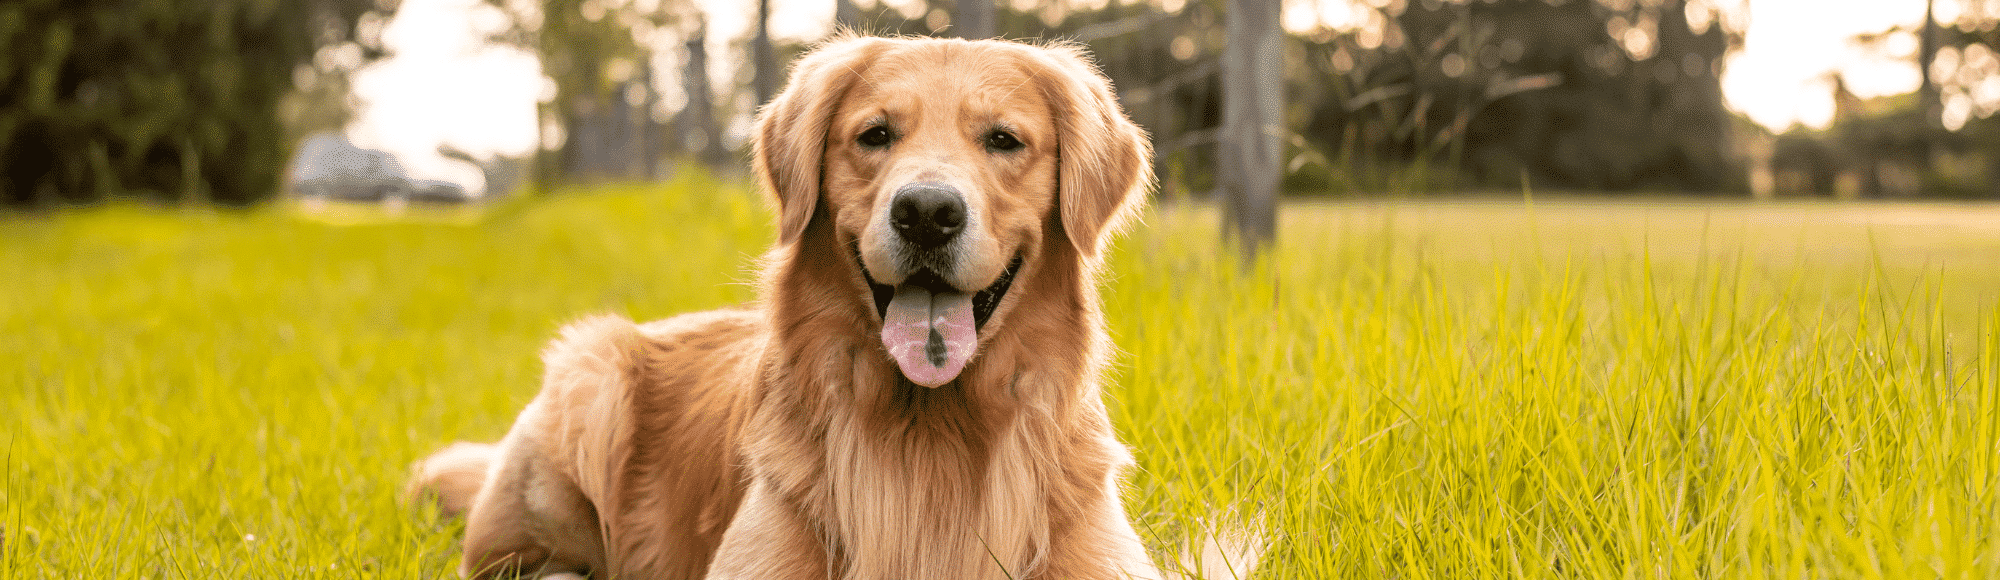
[5, 186, 1998, 577]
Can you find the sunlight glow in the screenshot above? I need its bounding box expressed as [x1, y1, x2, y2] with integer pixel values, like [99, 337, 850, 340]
[1720, 0, 1928, 131]
[348, 0, 543, 192]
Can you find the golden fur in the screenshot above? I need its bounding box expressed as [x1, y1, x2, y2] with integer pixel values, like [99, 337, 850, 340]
[409, 36, 1172, 579]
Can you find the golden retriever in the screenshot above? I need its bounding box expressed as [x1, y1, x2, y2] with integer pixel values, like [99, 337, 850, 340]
[410, 35, 1174, 579]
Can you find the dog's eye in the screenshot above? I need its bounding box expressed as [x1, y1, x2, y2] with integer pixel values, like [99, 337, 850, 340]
[984, 130, 1023, 152]
[857, 126, 893, 148]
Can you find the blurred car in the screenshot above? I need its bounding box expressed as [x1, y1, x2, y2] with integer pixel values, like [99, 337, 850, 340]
[289, 133, 474, 206]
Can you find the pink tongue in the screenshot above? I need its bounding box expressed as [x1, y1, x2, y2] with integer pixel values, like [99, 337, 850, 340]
[881, 285, 977, 387]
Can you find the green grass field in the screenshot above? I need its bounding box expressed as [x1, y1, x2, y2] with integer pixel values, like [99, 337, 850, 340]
[6, 179, 1999, 578]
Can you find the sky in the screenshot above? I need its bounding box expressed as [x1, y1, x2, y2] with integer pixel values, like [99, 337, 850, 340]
[346, 0, 1941, 190]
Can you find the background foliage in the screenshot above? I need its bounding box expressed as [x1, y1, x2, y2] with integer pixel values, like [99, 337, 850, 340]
[12, 0, 2000, 205]
[0, 0, 390, 205]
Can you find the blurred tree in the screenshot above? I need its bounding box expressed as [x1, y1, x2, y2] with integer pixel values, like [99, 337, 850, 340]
[1787, 0, 2000, 199]
[710, 0, 1755, 202]
[835, 0, 863, 30]
[1920, 0, 1943, 130]
[679, 23, 729, 169]
[0, 0, 388, 206]
[1299, 0, 1742, 194]
[1890, 0, 2000, 197]
[1769, 130, 1840, 195]
[954, 0, 996, 39]
[992, 0, 1747, 199]
[1043, 2, 1224, 200]
[754, 0, 778, 105]
[1219, 0, 1281, 258]
[479, 0, 702, 186]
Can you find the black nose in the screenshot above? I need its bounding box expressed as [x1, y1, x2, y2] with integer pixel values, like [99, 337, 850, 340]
[889, 183, 966, 248]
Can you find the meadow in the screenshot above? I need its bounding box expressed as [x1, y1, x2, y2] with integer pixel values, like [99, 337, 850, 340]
[4, 178, 1998, 578]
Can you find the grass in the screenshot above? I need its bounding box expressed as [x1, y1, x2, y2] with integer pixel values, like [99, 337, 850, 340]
[5, 180, 1998, 578]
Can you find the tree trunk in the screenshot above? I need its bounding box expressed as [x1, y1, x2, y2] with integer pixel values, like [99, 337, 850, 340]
[836, 0, 862, 31]
[1218, 0, 1282, 263]
[1920, 0, 1941, 131]
[1654, 0, 1731, 192]
[1918, 0, 1948, 196]
[639, 56, 662, 179]
[955, 0, 996, 39]
[682, 27, 728, 169]
[754, 0, 778, 107]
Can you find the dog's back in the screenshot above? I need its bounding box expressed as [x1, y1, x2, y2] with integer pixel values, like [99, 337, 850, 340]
[410, 311, 762, 578]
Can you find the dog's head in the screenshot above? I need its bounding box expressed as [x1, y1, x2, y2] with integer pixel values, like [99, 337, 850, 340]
[755, 36, 1150, 388]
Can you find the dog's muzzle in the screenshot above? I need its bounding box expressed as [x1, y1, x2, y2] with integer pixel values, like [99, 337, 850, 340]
[860, 184, 1020, 388]
[872, 183, 979, 388]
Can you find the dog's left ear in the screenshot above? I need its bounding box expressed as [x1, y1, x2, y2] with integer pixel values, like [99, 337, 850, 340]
[1030, 43, 1153, 259]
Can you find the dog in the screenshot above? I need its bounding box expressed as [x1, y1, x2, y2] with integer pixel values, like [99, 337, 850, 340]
[409, 35, 1180, 579]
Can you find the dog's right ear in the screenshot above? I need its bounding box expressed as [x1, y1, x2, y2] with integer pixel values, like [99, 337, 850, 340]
[754, 35, 885, 247]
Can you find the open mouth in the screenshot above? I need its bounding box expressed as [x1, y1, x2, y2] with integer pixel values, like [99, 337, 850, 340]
[858, 249, 1023, 387]
[863, 255, 1020, 330]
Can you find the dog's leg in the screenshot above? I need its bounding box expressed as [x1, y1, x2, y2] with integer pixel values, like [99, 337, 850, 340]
[458, 409, 607, 578]
[1048, 507, 1265, 580]
[705, 482, 827, 579]
[1033, 496, 1166, 580]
